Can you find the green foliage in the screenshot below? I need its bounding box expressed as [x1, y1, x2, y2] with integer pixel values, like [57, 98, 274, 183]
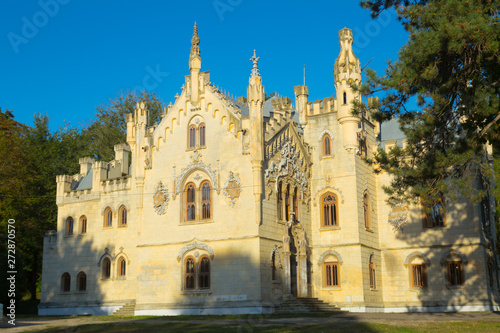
[356, 0, 500, 206]
[84, 90, 164, 161]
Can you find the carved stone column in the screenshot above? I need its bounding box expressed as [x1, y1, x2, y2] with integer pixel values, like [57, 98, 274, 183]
[282, 228, 292, 295]
[298, 236, 308, 297]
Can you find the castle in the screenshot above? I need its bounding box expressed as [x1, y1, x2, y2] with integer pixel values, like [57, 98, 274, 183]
[39, 25, 499, 315]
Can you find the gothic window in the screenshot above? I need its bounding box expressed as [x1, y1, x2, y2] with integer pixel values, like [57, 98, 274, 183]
[80, 215, 87, 234]
[189, 125, 196, 148]
[186, 183, 196, 221]
[102, 258, 111, 279]
[201, 181, 211, 220]
[323, 134, 331, 157]
[61, 272, 71, 292]
[293, 187, 298, 219]
[77, 272, 86, 292]
[324, 262, 339, 287]
[199, 256, 210, 289]
[118, 257, 126, 277]
[104, 207, 113, 227]
[285, 184, 291, 221]
[119, 205, 127, 227]
[271, 252, 277, 281]
[185, 257, 195, 290]
[66, 217, 74, 236]
[199, 123, 206, 147]
[277, 182, 283, 221]
[423, 196, 445, 228]
[411, 264, 427, 288]
[364, 193, 371, 229]
[322, 193, 338, 227]
[369, 256, 376, 289]
[343, 92, 347, 105]
[447, 261, 464, 286]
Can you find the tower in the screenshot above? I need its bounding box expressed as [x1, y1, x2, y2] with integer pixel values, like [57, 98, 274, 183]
[334, 28, 361, 150]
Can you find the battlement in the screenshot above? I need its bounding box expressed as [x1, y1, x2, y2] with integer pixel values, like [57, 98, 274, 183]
[306, 97, 335, 116]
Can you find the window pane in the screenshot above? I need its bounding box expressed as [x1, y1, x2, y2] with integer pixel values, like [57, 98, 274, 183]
[199, 124, 205, 146]
[189, 126, 196, 148]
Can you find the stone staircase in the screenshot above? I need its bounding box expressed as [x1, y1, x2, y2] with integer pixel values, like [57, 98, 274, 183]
[274, 296, 343, 314]
[112, 301, 136, 316]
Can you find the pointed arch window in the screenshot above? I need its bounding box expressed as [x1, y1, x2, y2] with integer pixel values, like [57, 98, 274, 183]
[285, 184, 291, 221]
[199, 256, 210, 289]
[199, 123, 206, 147]
[271, 252, 277, 281]
[61, 272, 71, 292]
[119, 206, 127, 227]
[364, 193, 371, 229]
[201, 181, 211, 220]
[323, 134, 331, 156]
[186, 183, 196, 221]
[277, 182, 283, 221]
[118, 257, 126, 277]
[104, 207, 113, 227]
[185, 257, 195, 290]
[322, 193, 338, 227]
[102, 257, 111, 279]
[293, 187, 298, 219]
[77, 272, 87, 292]
[369, 255, 376, 289]
[80, 215, 87, 234]
[66, 217, 74, 236]
[189, 125, 196, 148]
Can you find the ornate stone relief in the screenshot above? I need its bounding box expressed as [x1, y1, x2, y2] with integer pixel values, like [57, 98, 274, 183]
[177, 240, 215, 261]
[153, 181, 169, 215]
[313, 185, 345, 206]
[270, 244, 283, 269]
[264, 138, 309, 194]
[388, 204, 409, 232]
[222, 171, 242, 207]
[173, 151, 220, 199]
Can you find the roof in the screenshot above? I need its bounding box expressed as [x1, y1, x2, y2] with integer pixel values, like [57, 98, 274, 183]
[380, 118, 406, 147]
[72, 169, 93, 191]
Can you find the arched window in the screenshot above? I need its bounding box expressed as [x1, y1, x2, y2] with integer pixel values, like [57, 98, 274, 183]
[293, 187, 298, 218]
[277, 182, 283, 220]
[189, 125, 196, 148]
[369, 255, 376, 289]
[102, 258, 111, 279]
[324, 261, 339, 287]
[322, 194, 338, 227]
[185, 257, 195, 290]
[104, 207, 113, 227]
[343, 92, 347, 104]
[77, 272, 86, 292]
[271, 252, 277, 281]
[118, 257, 126, 277]
[66, 217, 74, 236]
[199, 123, 206, 146]
[447, 260, 464, 286]
[61, 272, 71, 292]
[199, 256, 210, 289]
[119, 206, 127, 227]
[201, 181, 211, 220]
[186, 183, 196, 221]
[80, 215, 87, 234]
[323, 134, 331, 156]
[285, 184, 291, 221]
[364, 193, 371, 229]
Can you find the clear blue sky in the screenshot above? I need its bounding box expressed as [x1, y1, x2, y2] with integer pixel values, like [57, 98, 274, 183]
[0, 0, 408, 131]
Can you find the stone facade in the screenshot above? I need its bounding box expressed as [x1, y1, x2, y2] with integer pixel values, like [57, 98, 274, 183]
[39, 25, 500, 315]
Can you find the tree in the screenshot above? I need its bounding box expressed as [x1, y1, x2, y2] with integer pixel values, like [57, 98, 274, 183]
[83, 90, 165, 161]
[356, 0, 500, 206]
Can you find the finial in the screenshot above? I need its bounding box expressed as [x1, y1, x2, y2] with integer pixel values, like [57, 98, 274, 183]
[190, 22, 200, 58]
[250, 49, 260, 77]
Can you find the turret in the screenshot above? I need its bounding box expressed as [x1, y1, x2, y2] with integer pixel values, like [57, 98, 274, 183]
[247, 50, 265, 224]
[294, 85, 309, 127]
[334, 28, 362, 150]
[188, 22, 201, 104]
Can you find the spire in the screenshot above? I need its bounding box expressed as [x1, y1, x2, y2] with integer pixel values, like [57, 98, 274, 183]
[190, 22, 200, 59]
[334, 28, 361, 84]
[250, 49, 260, 77]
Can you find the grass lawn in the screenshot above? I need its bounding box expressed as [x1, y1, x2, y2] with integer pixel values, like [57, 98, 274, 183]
[26, 317, 500, 333]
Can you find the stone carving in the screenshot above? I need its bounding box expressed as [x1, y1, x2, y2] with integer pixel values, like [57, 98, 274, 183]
[388, 204, 409, 232]
[173, 151, 220, 199]
[440, 249, 468, 266]
[177, 240, 215, 261]
[404, 251, 431, 267]
[270, 244, 283, 268]
[317, 249, 343, 265]
[264, 138, 308, 192]
[153, 181, 169, 215]
[222, 171, 242, 207]
[313, 185, 345, 206]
